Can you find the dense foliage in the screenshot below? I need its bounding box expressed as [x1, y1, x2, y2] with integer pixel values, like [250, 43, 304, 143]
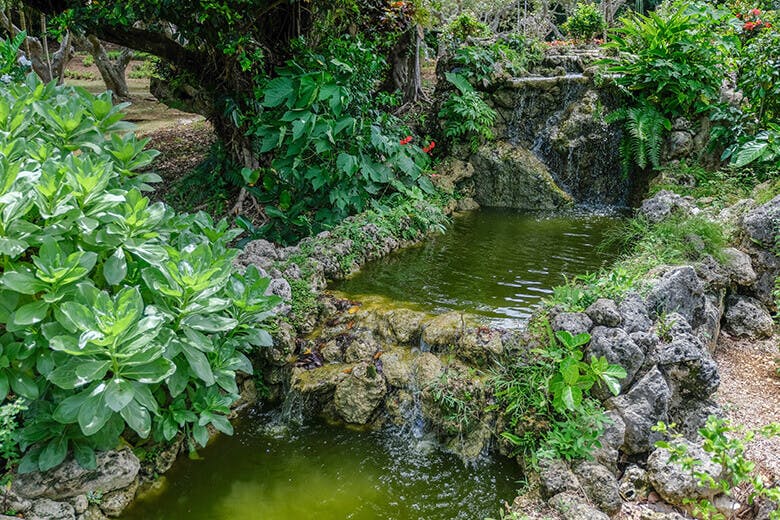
[494, 328, 626, 462]
[0, 73, 280, 473]
[562, 2, 607, 40]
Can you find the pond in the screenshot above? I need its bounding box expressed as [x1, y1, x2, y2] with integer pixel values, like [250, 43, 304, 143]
[331, 208, 623, 327]
[122, 410, 521, 520]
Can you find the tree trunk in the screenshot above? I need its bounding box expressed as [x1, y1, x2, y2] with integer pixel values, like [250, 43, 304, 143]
[389, 25, 425, 104]
[77, 35, 133, 99]
[0, 9, 73, 83]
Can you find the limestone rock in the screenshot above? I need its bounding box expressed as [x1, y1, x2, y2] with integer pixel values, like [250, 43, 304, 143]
[549, 492, 610, 520]
[383, 309, 426, 344]
[588, 326, 645, 395]
[606, 367, 670, 455]
[722, 248, 757, 287]
[619, 465, 650, 502]
[656, 332, 719, 404]
[381, 353, 412, 388]
[740, 194, 779, 250]
[27, 499, 75, 520]
[638, 190, 696, 223]
[591, 411, 626, 472]
[618, 293, 652, 334]
[99, 478, 138, 517]
[457, 328, 503, 365]
[455, 197, 480, 212]
[647, 440, 722, 506]
[573, 461, 622, 515]
[344, 334, 379, 363]
[421, 312, 464, 350]
[723, 295, 774, 339]
[646, 267, 705, 327]
[333, 362, 387, 424]
[539, 458, 580, 500]
[470, 141, 573, 210]
[13, 449, 140, 501]
[411, 353, 443, 388]
[586, 299, 622, 327]
[72, 495, 88, 514]
[552, 312, 593, 336]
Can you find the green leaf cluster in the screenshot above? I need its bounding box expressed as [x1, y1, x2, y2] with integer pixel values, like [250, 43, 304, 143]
[439, 73, 497, 152]
[0, 75, 280, 473]
[494, 326, 626, 462]
[244, 37, 436, 244]
[562, 2, 607, 41]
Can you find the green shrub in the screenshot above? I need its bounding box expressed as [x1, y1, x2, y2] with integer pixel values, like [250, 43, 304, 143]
[654, 417, 780, 520]
[606, 105, 671, 171]
[0, 32, 29, 83]
[562, 2, 607, 40]
[439, 72, 497, 152]
[452, 41, 533, 85]
[244, 36, 435, 244]
[446, 13, 491, 43]
[494, 328, 625, 462]
[0, 75, 281, 473]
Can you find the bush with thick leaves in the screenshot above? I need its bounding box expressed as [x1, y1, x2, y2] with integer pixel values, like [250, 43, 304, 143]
[0, 75, 280, 473]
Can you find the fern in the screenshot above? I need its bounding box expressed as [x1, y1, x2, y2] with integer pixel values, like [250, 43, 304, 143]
[606, 106, 671, 172]
[439, 73, 497, 152]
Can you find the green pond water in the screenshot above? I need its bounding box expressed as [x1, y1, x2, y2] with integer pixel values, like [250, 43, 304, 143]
[122, 411, 521, 520]
[332, 208, 623, 327]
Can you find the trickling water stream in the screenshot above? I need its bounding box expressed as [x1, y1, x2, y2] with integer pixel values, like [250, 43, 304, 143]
[122, 410, 520, 520]
[332, 209, 623, 327]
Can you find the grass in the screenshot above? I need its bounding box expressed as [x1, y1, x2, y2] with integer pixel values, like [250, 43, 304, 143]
[549, 213, 727, 312]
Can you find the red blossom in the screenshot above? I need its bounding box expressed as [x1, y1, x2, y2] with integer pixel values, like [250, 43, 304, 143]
[422, 141, 436, 154]
[751, 8, 761, 16]
[744, 21, 756, 30]
[400, 135, 413, 145]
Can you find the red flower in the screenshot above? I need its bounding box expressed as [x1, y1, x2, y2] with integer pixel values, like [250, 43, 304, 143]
[422, 141, 435, 153]
[744, 21, 756, 30]
[751, 8, 761, 16]
[736, 12, 743, 18]
[400, 135, 413, 145]
[766, 22, 772, 28]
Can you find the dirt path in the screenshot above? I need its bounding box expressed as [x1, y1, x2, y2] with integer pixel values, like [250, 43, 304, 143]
[714, 332, 780, 481]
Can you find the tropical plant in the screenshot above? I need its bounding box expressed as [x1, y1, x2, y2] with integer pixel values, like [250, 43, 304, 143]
[494, 327, 626, 462]
[654, 417, 780, 520]
[439, 73, 497, 152]
[723, 123, 780, 170]
[562, 2, 607, 40]
[0, 75, 281, 473]
[446, 13, 491, 42]
[606, 105, 671, 171]
[0, 32, 29, 83]
[243, 36, 436, 244]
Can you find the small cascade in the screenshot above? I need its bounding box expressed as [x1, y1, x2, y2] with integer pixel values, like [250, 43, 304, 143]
[503, 72, 628, 206]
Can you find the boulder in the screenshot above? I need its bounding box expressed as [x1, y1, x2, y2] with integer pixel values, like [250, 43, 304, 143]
[382, 309, 426, 344]
[470, 141, 573, 210]
[697, 293, 724, 352]
[591, 411, 626, 473]
[740, 194, 779, 250]
[638, 190, 696, 223]
[539, 458, 580, 500]
[99, 478, 138, 517]
[411, 353, 444, 388]
[333, 362, 387, 424]
[13, 449, 140, 501]
[723, 295, 774, 339]
[344, 334, 379, 363]
[421, 312, 464, 350]
[552, 312, 593, 336]
[27, 499, 76, 520]
[549, 492, 610, 520]
[457, 328, 504, 365]
[656, 332, 719, 405]
[646, 267, 705, 327]
[587, 326, 645, 394]
[618, 293, 653, 334]
[573, 461, 622, 515]
[586, 299, 622, 327]
[381, 353, 412, 388]
[647, 439, 722, 506]
[722, 248, 757, 287]
[618, 465, 650, 502]
[606, 367, 670, 455]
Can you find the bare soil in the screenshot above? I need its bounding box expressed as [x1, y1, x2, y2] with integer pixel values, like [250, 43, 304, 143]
[714, 331, 780, 481]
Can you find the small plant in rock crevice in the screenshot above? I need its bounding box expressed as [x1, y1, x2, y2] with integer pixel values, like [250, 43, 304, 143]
[493, 326, 626, 464]
[654, 417, 780, 520]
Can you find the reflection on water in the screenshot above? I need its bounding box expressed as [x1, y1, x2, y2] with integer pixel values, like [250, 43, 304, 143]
[331, 209, 622, 327]
[122, 411, 520, 520]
